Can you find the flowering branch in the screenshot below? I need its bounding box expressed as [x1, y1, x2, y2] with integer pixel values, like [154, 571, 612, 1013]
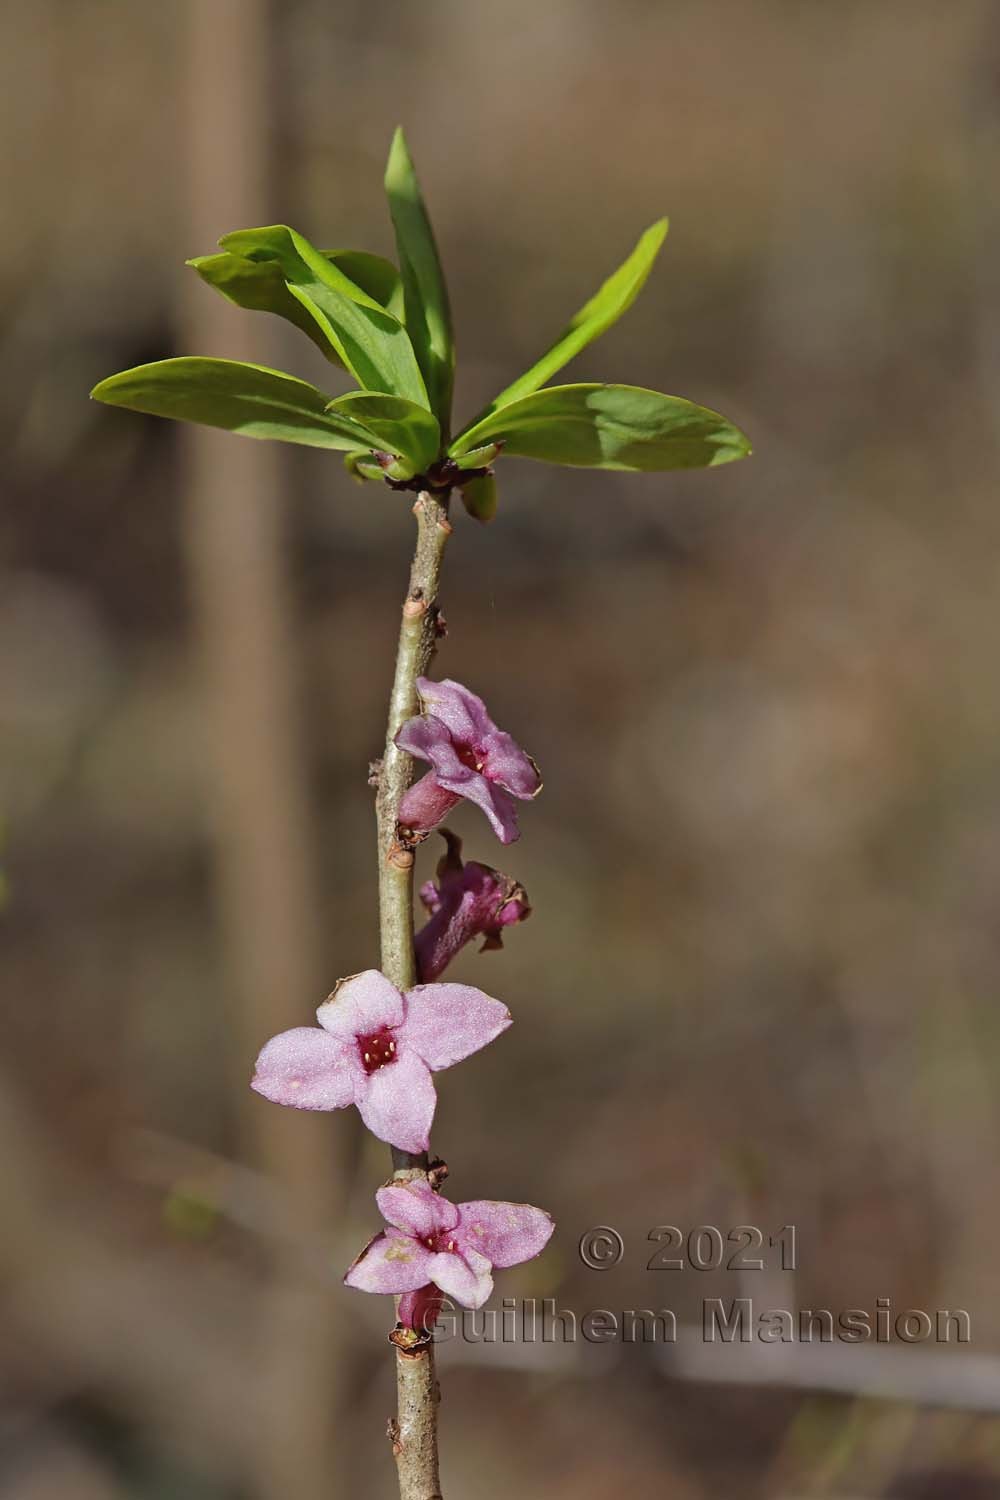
[376, 491, 452, 1499]
[89, 123, 750, 1500]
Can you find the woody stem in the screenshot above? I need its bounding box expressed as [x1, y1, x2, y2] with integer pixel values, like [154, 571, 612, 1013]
[375, 488, 452, 1500]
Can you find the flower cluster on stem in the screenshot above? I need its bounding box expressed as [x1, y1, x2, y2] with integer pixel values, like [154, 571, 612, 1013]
[253, 645, 552, 1342]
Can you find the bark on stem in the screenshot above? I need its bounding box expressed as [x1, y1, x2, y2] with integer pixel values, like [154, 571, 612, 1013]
[376, 489, 451, 1500]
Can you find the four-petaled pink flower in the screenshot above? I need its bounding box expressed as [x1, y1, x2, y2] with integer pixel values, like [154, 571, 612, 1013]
[396, 678, 541, 845]
[251, 969, 510, 1153]
[345, 1178, 554, 1310]
[416, 830, 531, 981]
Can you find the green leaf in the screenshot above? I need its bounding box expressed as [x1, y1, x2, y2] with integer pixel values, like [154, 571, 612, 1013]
[218, 225, 428, 406]
[332, 250, 407, 321]
[451, 441, 502, 471]
[459, 472, 498, 524]
[461, 220, 669, 435]
[90, 357, 383, 451]
[326, 392, 440, 471]
[449, 383, 751, 471]
[188, 253, 336, 360]
[385, 128, 455, 435]
[344, 451, 387, 483]
[188, 248, 405, 364]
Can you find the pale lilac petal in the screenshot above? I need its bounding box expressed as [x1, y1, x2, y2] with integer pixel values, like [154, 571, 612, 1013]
[398, 772, 462, 835]
[344, 1229, 435, 1294]
[398, 983, 512, 1071]
[376, 1180, 458, 1239]
[456, 1201, 555, 1268]
[397, 715, 479, 791]
[434, 770, 521, 843]
[251, 1027, 359, 1110]
[415, 677, 496, 744]
[395, 712, 459, 766]
[482, 730, 542, 799]
[428, 1248, 494, 1309]
[397, 725, 477, 806]
[317, 969, 403, 1039]
[355, 1048, 436, 1152]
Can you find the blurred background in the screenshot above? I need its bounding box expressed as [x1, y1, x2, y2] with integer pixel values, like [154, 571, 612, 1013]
[4, 1, 1000, 1495]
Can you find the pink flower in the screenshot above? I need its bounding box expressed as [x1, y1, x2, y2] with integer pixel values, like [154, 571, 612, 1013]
[416, 831, 531, 982]
[345, 1178, 554, 1310]
[250, 969, 510, 1153]
[396, 678, 541, 845]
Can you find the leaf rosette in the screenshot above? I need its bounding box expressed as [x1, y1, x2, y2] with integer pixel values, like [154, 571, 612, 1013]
[92, 129, 750, 518]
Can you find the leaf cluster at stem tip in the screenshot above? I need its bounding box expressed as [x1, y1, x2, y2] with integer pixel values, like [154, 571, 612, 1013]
[90, 127, 751, 521]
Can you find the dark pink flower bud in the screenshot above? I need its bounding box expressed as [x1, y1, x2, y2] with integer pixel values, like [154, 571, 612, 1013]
[415, 831, 531, 982]
[396, 678, 541, 845]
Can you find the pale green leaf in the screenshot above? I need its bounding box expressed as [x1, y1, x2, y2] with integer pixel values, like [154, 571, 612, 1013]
[385, 128, 455, 434]
[218, 225, 428, 406]
[90, 357, 381, 451]
[451, 441, 502, 471]
[459, 472, 498, 523]
[188, 248, 404, 364]
[326, 392, 440, 471]
[344, 451, 387, 483]
[449, 383, 751, 471]
[187, 252, 336, 360]
[461, 220, 668, 435]
[327, 250, 405, 319]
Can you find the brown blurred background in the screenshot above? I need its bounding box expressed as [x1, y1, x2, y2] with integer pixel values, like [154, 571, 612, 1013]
[4, 1, 1000, 1495]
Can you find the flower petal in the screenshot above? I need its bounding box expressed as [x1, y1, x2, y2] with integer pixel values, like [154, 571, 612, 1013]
[415, 677, 497, 745]
[456, 1201, 555, 1268]
[397, 771, 463, 836]
[376, 1180, 459, 1238]
[395, 712, 458, 766]
[317, 969, 403, 1039]
[482, 730, 542, 799]
[344, 1229, 435, 1294]
[251, 1027, 359, 1110]
[355, 1048, 436, 1152]
[428, 1248, 494, 1309]
[434, 771, 522, 843]
[398, 983, 512, 1071]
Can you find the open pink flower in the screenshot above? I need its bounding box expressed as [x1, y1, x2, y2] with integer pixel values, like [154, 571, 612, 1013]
[345, 1178, 554, 1310]
[251, 969, 510, 1153]
[396, 678, 541, 845]
[416, 830, 531, 981]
